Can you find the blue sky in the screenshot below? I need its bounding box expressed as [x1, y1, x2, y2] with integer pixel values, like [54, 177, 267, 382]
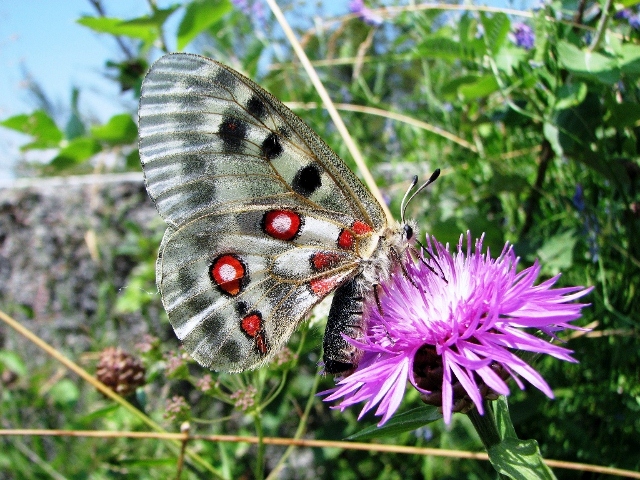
[0, 1, 160, 178]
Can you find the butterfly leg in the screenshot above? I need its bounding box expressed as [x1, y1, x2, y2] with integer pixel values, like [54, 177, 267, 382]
[373, 283, 384, 315]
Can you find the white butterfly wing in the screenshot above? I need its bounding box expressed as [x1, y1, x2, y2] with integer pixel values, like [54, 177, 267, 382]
[139, 53, 386, 371]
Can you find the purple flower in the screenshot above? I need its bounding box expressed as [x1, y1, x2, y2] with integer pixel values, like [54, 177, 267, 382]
[512, 23, 535, 50]
[629, 15, 640, 30]
[615, 9, 632, 20]
[322, 233, 592, 425]
[349, 0, 383, 27]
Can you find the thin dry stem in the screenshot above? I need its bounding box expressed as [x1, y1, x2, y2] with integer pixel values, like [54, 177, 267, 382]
[285, 101, 477, 152]
[2, 429, 640, 479]
[264, 0, 392, 222]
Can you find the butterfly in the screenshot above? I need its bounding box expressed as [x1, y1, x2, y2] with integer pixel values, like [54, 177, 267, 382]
[138, 53, 434, 375]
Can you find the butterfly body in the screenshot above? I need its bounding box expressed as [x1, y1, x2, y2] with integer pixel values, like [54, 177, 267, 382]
[139, 53, 413, 374]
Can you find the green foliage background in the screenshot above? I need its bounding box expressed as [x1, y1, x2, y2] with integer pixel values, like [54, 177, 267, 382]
[1, 0, 639, 478]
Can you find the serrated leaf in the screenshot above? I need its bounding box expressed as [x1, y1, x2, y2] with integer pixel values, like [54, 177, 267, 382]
[91, 114, 137, 144]
[556, 41, 620, 84]
[0, 110, 62, 148]
[345, 406, 441, 440]
[177, 0, 233, 50]
[488, 438, 556, 480]
[77, 16, 158, 44]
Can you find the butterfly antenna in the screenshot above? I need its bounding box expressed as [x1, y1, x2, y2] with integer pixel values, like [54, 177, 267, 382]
[400, 175, 419, 224]
[403, 169, 441, 221]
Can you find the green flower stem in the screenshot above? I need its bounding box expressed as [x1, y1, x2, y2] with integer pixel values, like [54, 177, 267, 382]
[468, 401, 500, 450]
[468, 401, 509, 480]
[253, 410, 265, 480]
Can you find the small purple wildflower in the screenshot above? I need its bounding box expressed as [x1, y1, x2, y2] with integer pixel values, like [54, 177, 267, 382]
[322, 232, 592, 425]
[512, 23, 535, 50]
[615, 9, 632, 20]
[230, 385, 257, 411]
[629, 15, 640, 30]
[349, 0, 383, 27]
[164, 395, 190, 422]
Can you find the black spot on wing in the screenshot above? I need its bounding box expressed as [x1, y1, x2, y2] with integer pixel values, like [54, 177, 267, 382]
[246, 95, 267, 120]
[180, 154, 207, 177]
[261, 133, 283, 160]
[220, 339, 242, 363]
[218, 116, 248, 152]
[214, 67, 237, 89]
[292, 163, 322, 197]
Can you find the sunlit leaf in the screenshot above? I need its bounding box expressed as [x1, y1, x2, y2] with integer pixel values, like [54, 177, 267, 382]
[0, 110, 62, 149]
[346, 406, 441, 440]
[91, 114, 137, 145]
[177, 0, 233, 50]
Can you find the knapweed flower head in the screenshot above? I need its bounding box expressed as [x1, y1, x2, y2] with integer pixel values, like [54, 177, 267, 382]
[322, 232, 592, 425]
[511, 22, 535, 50]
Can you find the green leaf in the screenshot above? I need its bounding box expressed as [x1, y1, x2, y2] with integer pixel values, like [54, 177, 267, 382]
[124, 5, 180, 28]
[543, 122, 563, 156]
[0, 351, 27, 376]
[536, 230, 577, 274]
[50, 137, 101, 169]
[481, 12, 510, 55]
[494, 396, 518, 440]
[126, 149, 141, 169]
[91, 114, 137, 145]
[418, 37, 462, 62]
[607, 102, 640, 128]
[458, 74, 500, 100]
[77, 16, 158, 44]
[0, 110, 62, 149]
[618, 43, 640, 75]
[177, 0, 233, 50]
[48, 379, 80, 407]
[345, 405, 441, 440]
[554, 82, 587, 110]
[488, 438, 556, 480]
[556, 41, 620, 84]
[494, 46, 528, 75]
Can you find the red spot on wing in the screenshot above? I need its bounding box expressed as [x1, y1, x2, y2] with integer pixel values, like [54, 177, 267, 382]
[255, 333, 268, 355]
[262, 210, 302, 241]
[337, 229, 355, 250]
[352, 220, 373, 235]
[241, 313, 262, 337]
[241, 312, 269, 355]
[310, 276, 340, 296]
[210, 254, 246, 296]
[311, 252, 342, 272]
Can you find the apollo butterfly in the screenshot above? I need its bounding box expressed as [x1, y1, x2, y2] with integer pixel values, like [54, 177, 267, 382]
[138, 53, 434, 374]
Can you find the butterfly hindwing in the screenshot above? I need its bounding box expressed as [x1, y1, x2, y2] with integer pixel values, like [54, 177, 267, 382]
[157, 207, 361, 371]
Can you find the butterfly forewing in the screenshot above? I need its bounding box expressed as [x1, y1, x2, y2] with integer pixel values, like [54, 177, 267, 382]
[139, 54, 385, 229]
[139, 53, 390, 372]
